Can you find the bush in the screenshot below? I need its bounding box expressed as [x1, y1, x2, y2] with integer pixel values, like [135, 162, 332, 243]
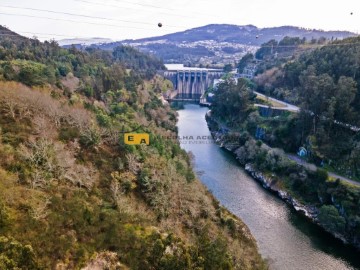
[96, 112, 112, 128]
[0, 236, 39, 270]
[82, 85, 94, 97]
[318, 205, 346, 233]
[313, 169, 328, 183]
[59, 126, 80, 142]
[18, 61, 48, 86]
[185, 169, 195, 182]
[79, 125, 101, 148]
[0, 200, 10, 230]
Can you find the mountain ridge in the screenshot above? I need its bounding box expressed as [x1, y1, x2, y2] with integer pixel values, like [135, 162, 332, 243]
[84, 24, 356, 65]
[97, 24, 356, 46]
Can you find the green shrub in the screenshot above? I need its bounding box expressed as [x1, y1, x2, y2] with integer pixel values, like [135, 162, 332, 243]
[0, 236, 39, 270]
[79, 126, 101, 148]
[59, 126, 80, 142]
[18, 61, 48, 86]
[0, 201, 10, 230]
[318, 205, 346, 233]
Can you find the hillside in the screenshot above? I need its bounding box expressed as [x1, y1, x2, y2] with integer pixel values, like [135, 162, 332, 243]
[88, 24, 356, 66]
[0, 27, 266, 269]
[208, 74, 360, 249]
[254, 35, 360, 168]
[121, 24, 355, 45]
[0, 25, 27, 40]
[206, 36, 360, 249]
[58, 38, 113, 47]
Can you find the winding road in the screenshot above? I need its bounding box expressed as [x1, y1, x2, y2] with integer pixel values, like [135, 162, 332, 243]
[254, 91, 300, 112]
[254, 91, 360, 187]
[287, 154, 360, 187]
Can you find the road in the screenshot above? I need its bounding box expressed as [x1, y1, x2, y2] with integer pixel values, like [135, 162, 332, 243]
[286, 154, 360, 187]
[254, 91, 360, 131]
[218, 91, 359, 187]
[254, 91, 300, 112]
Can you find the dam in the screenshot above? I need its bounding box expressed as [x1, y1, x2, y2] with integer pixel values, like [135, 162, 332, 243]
[160, 64, 224, 101]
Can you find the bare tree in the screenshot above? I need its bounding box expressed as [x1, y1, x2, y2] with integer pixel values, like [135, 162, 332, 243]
[29, 169, 47, 189]
[1, 99, 17, 120]
[31, 195, 51, 220]
[126, 153, 140, 174]
[63, 165, 98, 190]
[110, 178, 121, 203]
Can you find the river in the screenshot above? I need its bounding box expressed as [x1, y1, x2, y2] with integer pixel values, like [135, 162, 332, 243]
[176, 104, 360, 270]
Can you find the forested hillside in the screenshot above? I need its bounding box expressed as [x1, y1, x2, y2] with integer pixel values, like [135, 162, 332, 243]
[254, 36, 360, 177]
[209, 76, 360, 249]
[91, 24, 355, 66]
[208, 37, 360, 249]
[0, 26, 266, 269]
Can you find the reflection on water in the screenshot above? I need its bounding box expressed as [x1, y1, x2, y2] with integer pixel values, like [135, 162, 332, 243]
[175, 93, 202, 100]
[177, 104, 360, 270]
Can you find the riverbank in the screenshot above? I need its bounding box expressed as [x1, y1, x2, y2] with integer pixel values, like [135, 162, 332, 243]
[206, 112, 360, 251]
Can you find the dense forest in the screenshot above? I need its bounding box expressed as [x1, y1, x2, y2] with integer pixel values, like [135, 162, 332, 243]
[0, 26, 266, 269]
[254, 36, 360, 178]
[209, 37, 360, 249]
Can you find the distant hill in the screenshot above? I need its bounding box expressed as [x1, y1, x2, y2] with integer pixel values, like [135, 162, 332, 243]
[58, 37, 113, 47]
[122, 24, 355, 45]
[91, 24, 356, 65]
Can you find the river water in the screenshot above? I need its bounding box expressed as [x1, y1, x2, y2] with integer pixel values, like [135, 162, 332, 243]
[176, 104, 360, 270]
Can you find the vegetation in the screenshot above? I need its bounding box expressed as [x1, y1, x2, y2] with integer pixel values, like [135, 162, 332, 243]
[209, 56, 360, 248]
[255, 37, 306, 60]
[254, 36, 360, 178]
[0, 26, 266, 269]
[212, 78, 256, 127]
[96, 24, 355, 66]
[237, 53, 254, 73]
[223, 64, 233, 73]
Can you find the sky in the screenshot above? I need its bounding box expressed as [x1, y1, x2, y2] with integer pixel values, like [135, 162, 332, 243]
[0, 0, 359, 41]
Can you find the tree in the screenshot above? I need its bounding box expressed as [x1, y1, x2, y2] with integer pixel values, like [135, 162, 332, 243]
[299, 67, 335, 134]
[0, 236, 39, 269]
[350, 142, 360, 177]
[18, 61, 48, 86]
[212, 78, 254, 127]
[223, 64, 233, 73]
[334, 76, 357, 123]
[318, 205, 346, 233]
[255, 39, 278, 60]
[237, 53, 254, 73]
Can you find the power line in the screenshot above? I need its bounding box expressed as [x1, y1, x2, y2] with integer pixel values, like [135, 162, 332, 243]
[0, 33, 60, 39]
[75, 0, 212, 19]
[0, 33, 100, 41]
[0, 4, 182, 28]
[74, 0, 194, 20]
[110, 0, 181, 11]
[1, 27, 360, 50]
[17, 31, 90, 38]
[0, 13, 359, 48]
[0, 12, 158, 31]
[0, 31, 104, 39]
[0, 33, 26, 37]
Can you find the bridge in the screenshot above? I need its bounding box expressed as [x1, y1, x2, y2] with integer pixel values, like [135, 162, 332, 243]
[159, 64, 224, 102]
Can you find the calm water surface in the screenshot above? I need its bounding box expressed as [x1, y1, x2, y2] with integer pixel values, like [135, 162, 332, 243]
[177, 104, 360, 270]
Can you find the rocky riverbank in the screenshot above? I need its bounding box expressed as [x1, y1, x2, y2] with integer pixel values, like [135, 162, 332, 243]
[206, 112, 357, 248]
